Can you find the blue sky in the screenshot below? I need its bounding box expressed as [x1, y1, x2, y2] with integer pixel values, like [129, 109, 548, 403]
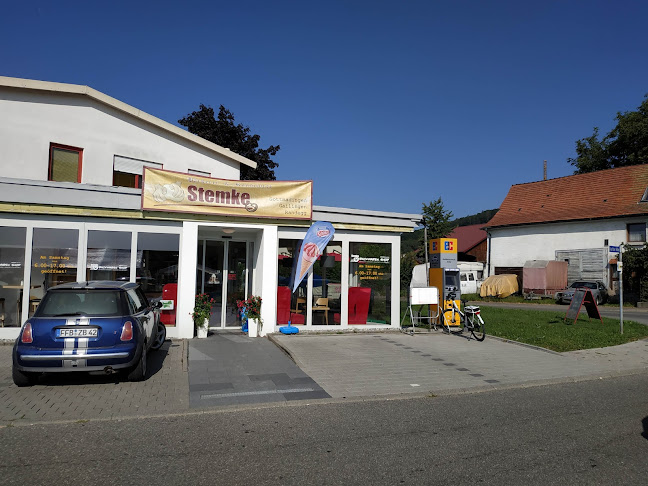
[2, 1, 647, 218]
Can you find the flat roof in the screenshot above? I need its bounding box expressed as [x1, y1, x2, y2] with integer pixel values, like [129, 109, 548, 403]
[0, 177, 421, 230]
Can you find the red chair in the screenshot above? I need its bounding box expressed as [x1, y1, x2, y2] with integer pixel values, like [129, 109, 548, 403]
[277, 286, 291, 324]
[348, 287, 371, 324]
[277, 286, 305, 325]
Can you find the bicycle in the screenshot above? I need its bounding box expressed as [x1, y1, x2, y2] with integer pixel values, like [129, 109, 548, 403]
[441, 291, 486, 341]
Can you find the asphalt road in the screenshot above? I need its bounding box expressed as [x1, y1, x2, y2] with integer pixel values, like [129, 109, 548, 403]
[2, 373, 646, 485]
[476, 301, 648, 325]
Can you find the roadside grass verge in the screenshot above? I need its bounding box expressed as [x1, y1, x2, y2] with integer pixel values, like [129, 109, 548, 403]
[461, 293, 636, 307]
[462, 293, 558, 305]
[399, 304, 648, 352]
[480, 307, 648, 352]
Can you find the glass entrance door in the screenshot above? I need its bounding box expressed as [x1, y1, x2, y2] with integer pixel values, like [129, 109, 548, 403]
[197, 239, 250, 328]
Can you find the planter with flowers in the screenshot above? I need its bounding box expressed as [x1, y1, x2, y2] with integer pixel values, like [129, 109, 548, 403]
[236, 296, 263, 337]
[192, 293, 213, 338]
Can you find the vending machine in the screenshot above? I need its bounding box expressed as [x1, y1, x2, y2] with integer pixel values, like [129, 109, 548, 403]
[428, 238, 461, 325]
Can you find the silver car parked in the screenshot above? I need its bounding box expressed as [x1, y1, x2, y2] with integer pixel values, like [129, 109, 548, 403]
[555, 281, 608, 305]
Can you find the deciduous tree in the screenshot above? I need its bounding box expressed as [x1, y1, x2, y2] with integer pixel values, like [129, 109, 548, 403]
[179, 104, 279, 180]
[421, 197, 455, 239]
[569, 95, 648, 173]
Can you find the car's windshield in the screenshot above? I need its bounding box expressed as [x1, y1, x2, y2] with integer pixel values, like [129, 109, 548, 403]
[570, 282, 597, 289]
[37, 290, 123, 317]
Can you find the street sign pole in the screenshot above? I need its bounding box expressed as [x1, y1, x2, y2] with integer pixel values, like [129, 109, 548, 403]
[618, 244, 623, 335]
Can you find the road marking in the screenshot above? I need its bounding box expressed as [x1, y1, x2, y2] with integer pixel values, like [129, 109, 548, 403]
[201, 388, 316, 399]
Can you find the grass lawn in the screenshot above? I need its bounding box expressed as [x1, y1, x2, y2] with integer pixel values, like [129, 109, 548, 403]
[400, 302, 648, 352]
[475, 307, 648, 352]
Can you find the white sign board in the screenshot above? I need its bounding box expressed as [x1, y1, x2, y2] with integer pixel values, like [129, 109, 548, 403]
[411, 287, 439, 305]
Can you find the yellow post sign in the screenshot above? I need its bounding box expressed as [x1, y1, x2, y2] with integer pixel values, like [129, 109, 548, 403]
[429, 238, 457, 255]
[141, 168, 312, 220]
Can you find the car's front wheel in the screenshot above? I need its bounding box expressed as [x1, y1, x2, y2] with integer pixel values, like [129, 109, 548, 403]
[12, 366, 39, 387]
[127, 345, 147, 382]
[150, 321, 166, 352]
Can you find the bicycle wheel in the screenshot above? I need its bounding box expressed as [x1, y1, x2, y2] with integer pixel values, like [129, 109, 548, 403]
[443, 309, 464, 334]
[468, 312, 486, 341]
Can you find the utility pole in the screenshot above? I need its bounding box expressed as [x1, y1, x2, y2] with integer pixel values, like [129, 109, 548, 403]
[424, 225, 429, 286]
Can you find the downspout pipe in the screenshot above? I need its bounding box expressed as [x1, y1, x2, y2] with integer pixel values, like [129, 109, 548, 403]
[486, 229, 492, 277]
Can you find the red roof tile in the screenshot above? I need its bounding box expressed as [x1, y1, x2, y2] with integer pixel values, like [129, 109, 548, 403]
[447, 224, 487, 252]
[485, 165, 648, 228]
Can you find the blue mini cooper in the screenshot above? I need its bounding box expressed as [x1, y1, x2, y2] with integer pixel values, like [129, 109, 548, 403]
[12, 281, 165, 387]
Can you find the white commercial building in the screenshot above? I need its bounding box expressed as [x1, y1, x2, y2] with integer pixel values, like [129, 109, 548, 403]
[0, 76, 419, 340]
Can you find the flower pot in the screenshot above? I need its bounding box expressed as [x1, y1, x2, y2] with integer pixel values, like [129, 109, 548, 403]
[248, 318, 260, 338]
[197, 318, 209, 338]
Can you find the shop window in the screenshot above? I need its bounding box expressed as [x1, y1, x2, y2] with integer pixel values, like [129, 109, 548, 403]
[348, 242, 392, 325]
[113, 156, 162, 189]
[627, 223, 646, 243]
[30, 228, 79, 318]
[277, 239, 304, 325]
[49, 143, 82, 183]
[86, 230, 131, 281]
[0, 227, 26, 327]
[311, 243, 342, 326]
[137, 232, 180, 306]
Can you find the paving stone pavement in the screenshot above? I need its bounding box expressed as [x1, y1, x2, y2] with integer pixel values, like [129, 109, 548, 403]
[271, 331, 648, 398]
[0, 340, 189, 425]
[2, 330, 646, 425]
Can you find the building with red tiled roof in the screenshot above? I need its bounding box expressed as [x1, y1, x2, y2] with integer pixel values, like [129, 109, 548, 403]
[483, 165, 648, 293]
[447, 224, 487, 262]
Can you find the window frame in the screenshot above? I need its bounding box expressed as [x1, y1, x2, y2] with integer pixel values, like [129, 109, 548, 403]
[627, 222, 647, 243]
[49, 143, 83, 183]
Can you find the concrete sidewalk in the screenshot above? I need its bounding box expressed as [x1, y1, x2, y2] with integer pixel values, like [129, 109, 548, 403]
[271, 331, 648, 398]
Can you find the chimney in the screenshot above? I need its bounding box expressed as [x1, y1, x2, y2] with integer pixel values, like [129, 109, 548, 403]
[543, 160, 547, 181]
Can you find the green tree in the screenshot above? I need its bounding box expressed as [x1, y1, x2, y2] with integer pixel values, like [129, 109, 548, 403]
[179, 104, 279, 180]
[569, 95, 648, 173]
[421, 197, 455, 239]
[621, 244, 648, 302]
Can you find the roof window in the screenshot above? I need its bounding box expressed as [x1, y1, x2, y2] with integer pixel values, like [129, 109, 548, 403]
[641, 187, 648, 202]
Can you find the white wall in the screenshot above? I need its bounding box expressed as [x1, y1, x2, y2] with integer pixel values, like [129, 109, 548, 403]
[0, 88, 240, 183]
[488, 217, 646, 275]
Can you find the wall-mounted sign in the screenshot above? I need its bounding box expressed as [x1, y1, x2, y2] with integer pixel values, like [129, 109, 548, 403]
[351, 254, 390, 281]
[141, 168, 312, 220]
[33, 250, 77, 275]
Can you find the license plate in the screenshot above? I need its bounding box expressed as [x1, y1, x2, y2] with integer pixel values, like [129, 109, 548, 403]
[57, 328, 98, 338]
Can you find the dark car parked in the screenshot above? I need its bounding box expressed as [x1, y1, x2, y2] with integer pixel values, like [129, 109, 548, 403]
[12, 281, 166, 387]
[555, 280, 609, 305]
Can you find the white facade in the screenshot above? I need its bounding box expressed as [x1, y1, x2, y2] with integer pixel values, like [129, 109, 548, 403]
[0, 81, 251, 184]
[487, 216, 648, 290]
[0, 76, 419, 341]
